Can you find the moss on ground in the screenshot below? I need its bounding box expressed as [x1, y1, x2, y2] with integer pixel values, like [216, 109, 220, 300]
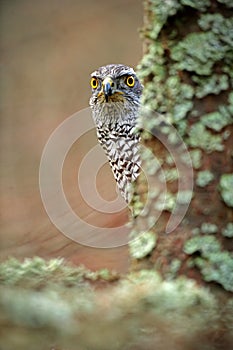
[1, 257, 232, 350]
[0, 257, 118, 288]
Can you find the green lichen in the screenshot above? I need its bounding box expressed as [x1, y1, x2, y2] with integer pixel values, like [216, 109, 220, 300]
[171, 13, 233, 75]
[222, 130, 231, 140]
[222, 222, 233, 238]
[153, 189, 192, 212]
[0, 257, 82, 287]
[171, 32, 226, 75]
[192, 227, 201, 235]
[165, 154, 175, 166]
[137, 1, 232, 254]
[159, 168, 179, 182]
[200, 222, 218, 234]
[1, 260, 223, 350]
[184, 235, 221, 255]
[129, 231, 157, 259]
[167, 128, 183, 144]
[168, 78, 194, 122]
[155, 192, 176, 212]
[126, 272, 218, 323]
[219, 173, 233, 207]
[180, 0, 210, 11]
[189, 149, 203, 169]
[184, 235, 233, 291]
[180, 151, 193, 167]
[198, 13, 233, 47]
[194, 253, 233, 292]
[176, 190, 193, 205]
[138, 3, 233, 149]
[188, 123, 224, 152]
[138, 10, 195, 125]
[201, 110, 232, 132]
[193, 74, 229, 98]
[0, 257, 117, 288]
[176, 119, 188, 137]
[228, 91, 233, 112]
[166, 259, 182, 280]
[143, 153, 161, 176]
[196, 170, 214, 187]
[148, 187, 160, 200]
[97, 269, 113, 281]
[144, 0, 181, 39]
[217, 0, 233, 7]
[132, 197, 145, 217]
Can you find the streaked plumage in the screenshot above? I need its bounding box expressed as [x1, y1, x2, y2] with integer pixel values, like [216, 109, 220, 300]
[89, 64, 143, 203]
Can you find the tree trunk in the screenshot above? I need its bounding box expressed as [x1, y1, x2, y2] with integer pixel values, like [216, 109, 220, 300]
[130, 0, 233, 292]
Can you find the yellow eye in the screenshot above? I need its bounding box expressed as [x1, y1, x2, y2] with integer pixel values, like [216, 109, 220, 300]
[91, 77, 98, 89]
[125, 76, 135, 87]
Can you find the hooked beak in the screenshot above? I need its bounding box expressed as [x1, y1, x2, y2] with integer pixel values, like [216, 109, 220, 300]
[102, 77, 114, 102]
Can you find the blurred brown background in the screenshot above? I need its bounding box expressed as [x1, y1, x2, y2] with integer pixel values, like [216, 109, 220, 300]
[0, 0, 143, 271]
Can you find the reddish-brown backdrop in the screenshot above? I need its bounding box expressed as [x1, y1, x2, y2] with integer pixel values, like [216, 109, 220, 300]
[0, 0, 143, 271]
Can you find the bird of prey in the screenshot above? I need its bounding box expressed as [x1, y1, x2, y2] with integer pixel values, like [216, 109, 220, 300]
[89, 64, 143, 204]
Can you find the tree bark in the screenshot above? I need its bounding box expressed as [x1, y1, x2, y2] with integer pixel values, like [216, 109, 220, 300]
[130, 0, 233, 293]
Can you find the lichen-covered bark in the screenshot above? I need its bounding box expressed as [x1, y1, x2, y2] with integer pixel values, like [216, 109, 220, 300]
[1, 257, 232, 350]
[130, 0, 233, 293]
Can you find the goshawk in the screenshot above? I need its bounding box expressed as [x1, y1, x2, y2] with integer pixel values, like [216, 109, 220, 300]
[89, 64, 143, 204]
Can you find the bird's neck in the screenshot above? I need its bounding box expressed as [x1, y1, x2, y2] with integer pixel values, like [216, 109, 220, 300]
[92, 101, 139, 130]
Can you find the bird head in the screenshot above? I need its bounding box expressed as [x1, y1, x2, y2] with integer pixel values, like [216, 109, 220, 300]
[89, 64, 143, 107]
